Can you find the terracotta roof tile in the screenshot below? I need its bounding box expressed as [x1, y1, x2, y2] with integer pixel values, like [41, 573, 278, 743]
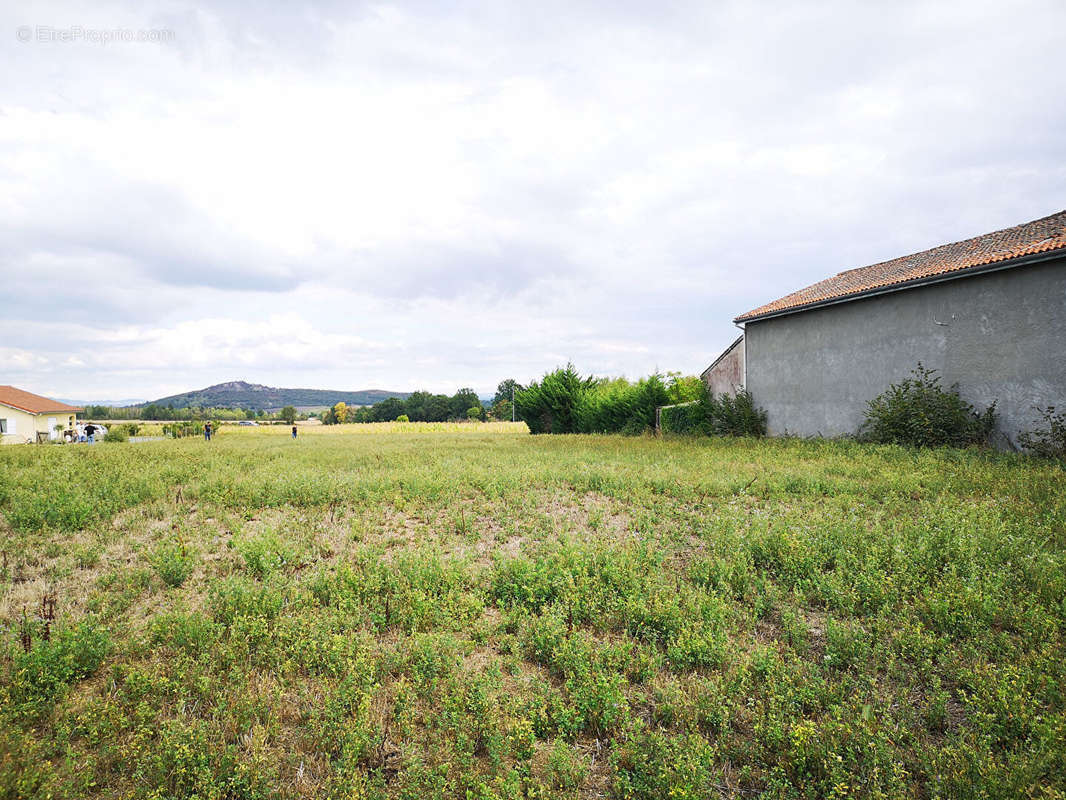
[0, 386, 82, 415]
[735, 210, 1066, 323]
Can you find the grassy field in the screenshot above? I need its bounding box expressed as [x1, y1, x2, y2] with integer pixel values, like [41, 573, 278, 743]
[1, 425, 1064, 799]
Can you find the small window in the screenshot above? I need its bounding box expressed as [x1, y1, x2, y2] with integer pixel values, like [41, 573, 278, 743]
[0, 419, 6, 434]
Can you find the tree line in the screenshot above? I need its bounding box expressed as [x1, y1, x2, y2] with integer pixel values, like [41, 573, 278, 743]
[322, 388, 492, 424]
[81, 404, 302, 423]
[84, 368, 758, 439]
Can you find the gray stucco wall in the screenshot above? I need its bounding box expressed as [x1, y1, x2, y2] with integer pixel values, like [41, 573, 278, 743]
[744, 257, 1066, 446]
[701, 336, 745, 396]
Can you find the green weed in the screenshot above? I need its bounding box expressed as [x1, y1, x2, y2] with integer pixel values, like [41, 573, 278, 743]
[0, 427, 1062, 798]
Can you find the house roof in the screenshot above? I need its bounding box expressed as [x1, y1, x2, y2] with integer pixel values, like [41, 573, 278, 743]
[735, 209, 1066, 323]
[0, 386, 82, 415]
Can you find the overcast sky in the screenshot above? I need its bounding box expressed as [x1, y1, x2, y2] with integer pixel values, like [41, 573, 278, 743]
[2, 0, 1064, 401]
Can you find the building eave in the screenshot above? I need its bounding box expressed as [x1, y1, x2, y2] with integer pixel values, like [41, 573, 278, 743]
[733, 249, 1066, 325]
[0, 400, 82, 415]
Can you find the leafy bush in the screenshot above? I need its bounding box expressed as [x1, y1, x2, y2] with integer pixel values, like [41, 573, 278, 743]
[151, 540, 196, 587]
[515, 365, 675, 435]
[466, 406, 481, 420]
[575, 375, 670, 435]
[545, 738, 589, 789]
[665, 623, 727, 671]
[660, 385, 767, 437]
[148, 612, 221, 654]
[665, 372, 704, 404]
[659, 402, 700, 434]
[515, 364, 594, 434]
[102, 427, 128, 443]
[860, 364, 997, 447]
[234, 531, 298, 580]
[396, 414, 410, 423]
[131, 719, 274, 800]
[124, 423, 140, 436]
[312, 550, 482, 633]
[823, 617, 871, 671]
[209, 577, 288, 625]
[1019, 406, 1066, 459]
[702, 389, 767, 436]
[612, 729, 718, 800]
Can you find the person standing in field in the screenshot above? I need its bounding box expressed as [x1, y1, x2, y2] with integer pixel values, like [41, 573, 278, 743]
[292, 425, 297, 439]
[77, 421, 86, 442]
[204, 421, 212, 441]
[84, 422, 96, 444]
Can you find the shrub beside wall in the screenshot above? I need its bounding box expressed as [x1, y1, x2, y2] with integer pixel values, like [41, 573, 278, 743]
[659, 402, 700, 435]
[659, 387, 767, 437]
[515, 366, 767, 438]
[1019, 406, 1066, 459]
[859, 364, 997, 448]
[515, 366, 693, 435]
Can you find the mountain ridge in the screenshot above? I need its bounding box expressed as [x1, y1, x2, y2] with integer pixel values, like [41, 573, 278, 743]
[142, 380, 411, 410]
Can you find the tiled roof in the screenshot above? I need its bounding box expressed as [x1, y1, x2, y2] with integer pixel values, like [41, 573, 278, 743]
[0, 386, 81, 415]
[735, 210, 1066, 323]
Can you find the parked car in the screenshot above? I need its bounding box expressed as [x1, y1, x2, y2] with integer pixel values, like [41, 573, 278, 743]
[237, 420, 258, 426]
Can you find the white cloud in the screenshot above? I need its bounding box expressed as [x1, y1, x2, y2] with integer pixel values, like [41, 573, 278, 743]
[1, 0, 1064, 399]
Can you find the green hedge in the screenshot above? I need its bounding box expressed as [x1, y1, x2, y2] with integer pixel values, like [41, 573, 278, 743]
[660, 388, 767, 437]
[659, 402, 700, 434]
[516, 366, 683, 435]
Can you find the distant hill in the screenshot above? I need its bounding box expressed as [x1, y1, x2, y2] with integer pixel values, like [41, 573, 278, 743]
[59, 397, 147, 408]
[142, 381, 410, 410]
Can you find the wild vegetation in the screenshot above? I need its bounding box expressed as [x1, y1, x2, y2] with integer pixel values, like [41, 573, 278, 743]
[659, 387, 768, 438]
[1, 425, 1064, 799]
[859, 364, 998, 448]
[1019, 406, 1066, 460]
[85, 404, 305, 423]
[514, 366, 703, 435]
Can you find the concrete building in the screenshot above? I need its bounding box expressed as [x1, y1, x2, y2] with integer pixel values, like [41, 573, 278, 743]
[700, 335, 744, 396]
[0, 386, 81, 444]
[720, 210, 1066, 446]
